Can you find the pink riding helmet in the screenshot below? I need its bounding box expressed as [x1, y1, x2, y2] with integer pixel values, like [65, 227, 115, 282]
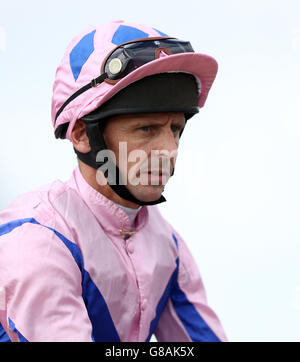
[51, 20, 218, 140]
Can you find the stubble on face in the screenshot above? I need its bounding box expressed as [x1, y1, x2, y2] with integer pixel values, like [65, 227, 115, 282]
[100, 112, 185, 203]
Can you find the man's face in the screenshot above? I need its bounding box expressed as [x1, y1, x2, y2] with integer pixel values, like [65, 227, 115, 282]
[100, 112, 186, 203]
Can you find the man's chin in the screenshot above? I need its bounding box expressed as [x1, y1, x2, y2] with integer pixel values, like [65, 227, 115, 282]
[128, 184, 165, 203]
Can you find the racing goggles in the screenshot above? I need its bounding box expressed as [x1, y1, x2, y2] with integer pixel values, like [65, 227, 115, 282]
[55, 37, 195, 123]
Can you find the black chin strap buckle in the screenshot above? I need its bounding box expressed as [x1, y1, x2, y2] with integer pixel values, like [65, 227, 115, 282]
[54, 73, 108, 126]
[91, 73, 108, 88]
[91, 78, 100, 87]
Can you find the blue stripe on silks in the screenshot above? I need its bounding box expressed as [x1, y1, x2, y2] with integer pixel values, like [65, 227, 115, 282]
[0, 217, 39, 236]
[49, 228, 120, 342]
[69, 30, 96, 81]
[0, 323, 11, 342]
[145, 261, 178, 342]
[112, 25, 148, 45]
[8, 319, 28, 342]
[153, 28, 169, 37]
[145, 234, 179, 341]
[172, 233, 178, 250]
[170, 234, 220, 342]
[0, 218, 120, 342]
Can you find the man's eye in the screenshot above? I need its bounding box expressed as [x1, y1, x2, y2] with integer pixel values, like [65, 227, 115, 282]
[139, 126, 151, 132]
[171, 125, 180, 133]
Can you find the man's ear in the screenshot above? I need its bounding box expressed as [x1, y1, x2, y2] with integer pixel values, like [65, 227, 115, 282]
[70, 119, 91, 153]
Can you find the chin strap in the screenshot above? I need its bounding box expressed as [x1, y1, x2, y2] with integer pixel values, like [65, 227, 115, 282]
[74, 122, 166, 206]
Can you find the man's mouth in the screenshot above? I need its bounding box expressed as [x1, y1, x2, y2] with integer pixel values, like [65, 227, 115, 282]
[140, 169, 171, 185]
[147, 170, 169, 176]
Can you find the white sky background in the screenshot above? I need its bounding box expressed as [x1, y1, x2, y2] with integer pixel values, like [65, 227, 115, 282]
[0, 0, 299, 341]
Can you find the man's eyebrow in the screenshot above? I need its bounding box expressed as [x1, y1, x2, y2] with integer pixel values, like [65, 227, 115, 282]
[130, 117, 186, 128]
[131, 118, 164, 126]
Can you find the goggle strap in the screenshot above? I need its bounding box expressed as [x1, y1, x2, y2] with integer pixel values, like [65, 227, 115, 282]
[54, 72, 108, 124]
[55, 39, 193, 126]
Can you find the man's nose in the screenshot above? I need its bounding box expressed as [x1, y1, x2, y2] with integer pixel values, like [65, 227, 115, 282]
[163, 128, 179, 153]
[154, 129, 179, 167]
